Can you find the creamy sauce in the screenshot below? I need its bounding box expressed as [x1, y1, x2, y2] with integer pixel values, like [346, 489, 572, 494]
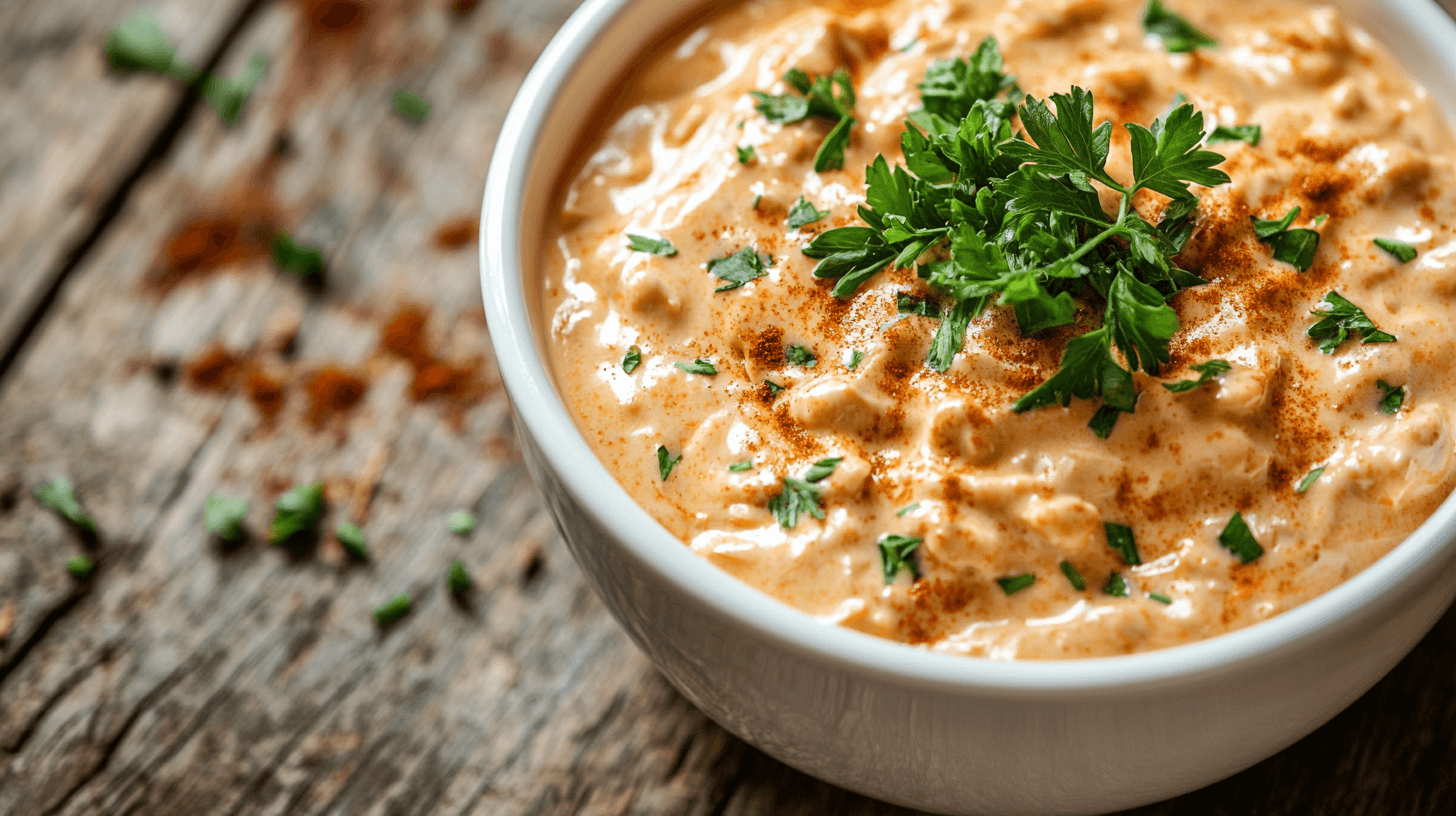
[542, 0, 1456, 658]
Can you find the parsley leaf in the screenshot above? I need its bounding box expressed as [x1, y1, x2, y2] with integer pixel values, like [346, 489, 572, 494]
[1217, 512, 1264, 563]
[1012, 329, 1135, 413]
[675, 358, 718, 376]
[997, 573, 1036, 595]
[1002, 87, 1116, 191]
[787, 197, 830, 229]
[708, 247, 768, 291]
[271, 232, 324, 278]
[1296, 466, 1325, 493]
[915, 37, 1017, 126]
[1377, 380, 1406, 414]
[1105, 522, 1142, 566]
[1088, 406, 1123, 439]
[763, 380, 786, 395]
[448, 511, 476, 535]
[205, 495, 249, 541]
[897, 502, 920, 516]
[1163, 359, 1231, 393]
[392, 89, 431, 124]
[768, 459, 840, 528]
[1307, 292, 1396, 353]
[1059, 560, 1087, 591]
[1103, 573, 1129, 597]
[627, 233, 678, 257]
[622, 346, 642, 373]
[106, 12, 185, 76]
[1252, 207, 1320, 271]
[751, 68, 856, 172]
[1374, 238, 1417, 263]
[729, 460, 753, 472]
[447, 560, 471, 596]
[803, 457, 842, 482]
[66, 555, 94, 579]
[879, 535, 922, 583]
[846, 350, 864, 370]
[736, 145, 757, 164]
[374, 593, 411, 626]
[269, 482, 325, 546]
[1142, 0, 1218, 53]
[1125, 102, 1231, 202]
[336, 521, 369, 561]
[896, 292, 940, 317]
[657, 446, 683, 481]
[926, 298, 983, 372]
[1149, 592, 1173, 604]
[202, 54, 267, 125]
[1106, 270, 1180, 374]
[785, 344, 818, 367]
[1208, 124, 1261, 146]
[35, 477, 96, 533]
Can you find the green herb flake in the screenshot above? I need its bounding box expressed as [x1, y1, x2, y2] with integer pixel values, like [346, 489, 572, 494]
[707, 247, 768, 291]
[1374, 238, 1418, 263]
[373, 593, 412, 626]
[675, 358, 718, 376]
[1207, 124, 1261, 146]
[202, 53, 267, 126]
[1163, 359, 1232, 393]
[1377, 379, 1406, 414]
[205, 495, 249, 541]
[35, 477, 96, 533]
[626, 233, 678, 257]
[763, 379, 786, 396]
[879, 535, 923, 583]
[392, 89, 431, 124]
[1088, 405, 1123, 440]
[785, 344, 818, 367]
[336, 521, 369, 561]
[447, 560, 471, 596]
[1149, 592, 1173, 605]
[448, 511, 477, 535]
[106, 12, 183, 75]
[752, 194, 763, 210]
[1307, 292, 1396, 353]
[622, 346, 642, 374]
[271, 232, 324, 278]
[1251, 207, 1320, 272]
[1059, 560, 1087, 591]
[768, 459, 840, 528]
[657, 446, 683, 481]
[736, 145, 757, 164]
[804, 458, 843, 483]
[728, 460, 754, 472]
[846, 350, 864, 370]
[1104, 522, 1142, 566]
[751, 67, 857, 172]
[1296, 466, 1326, 493]
[787, 197, 830, 229]
[1217, 511, 1264, 563]
[268, 482, 325, 545]
[66, 555, 94, 579]
[1103, 572, 1130, 597]
[997, 573, 1036, 596]
[1142, 0, 1218, 53]
[897, 502, 920, 517]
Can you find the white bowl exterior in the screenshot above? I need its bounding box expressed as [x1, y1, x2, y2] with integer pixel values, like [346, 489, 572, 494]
[482, 1, 1456, 812]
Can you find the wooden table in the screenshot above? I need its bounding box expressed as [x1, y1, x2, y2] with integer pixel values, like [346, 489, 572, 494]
[1, 1, 1453, 813]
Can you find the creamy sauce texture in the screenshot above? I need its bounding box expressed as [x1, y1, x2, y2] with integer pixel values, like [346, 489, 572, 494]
[542, 0, 1456, 658]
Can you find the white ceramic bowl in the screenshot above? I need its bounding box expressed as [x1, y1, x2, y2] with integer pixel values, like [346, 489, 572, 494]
[481, 2, 1456, 812]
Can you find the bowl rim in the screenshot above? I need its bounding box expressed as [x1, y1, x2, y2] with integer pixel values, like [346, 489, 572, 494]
[481, 0, 1456, 694]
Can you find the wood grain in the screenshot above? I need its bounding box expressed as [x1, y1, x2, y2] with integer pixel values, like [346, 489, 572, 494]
[0, 1, 1453, 814]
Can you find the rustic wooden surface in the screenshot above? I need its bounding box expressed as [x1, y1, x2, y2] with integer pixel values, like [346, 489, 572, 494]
[1, 1, 1454, 814]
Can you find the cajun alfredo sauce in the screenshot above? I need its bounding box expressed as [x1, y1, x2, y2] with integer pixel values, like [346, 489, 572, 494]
[542, 0, 1456, 658]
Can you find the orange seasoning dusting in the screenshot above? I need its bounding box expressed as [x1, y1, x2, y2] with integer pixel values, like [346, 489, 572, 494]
[301, 0, 369, 33]
[432, 216, 479, 251]
[184, 345, 241, 392]
[304, 367, 369, 424]
[378, 306, 484, 406]
[247, 371, 287, 422]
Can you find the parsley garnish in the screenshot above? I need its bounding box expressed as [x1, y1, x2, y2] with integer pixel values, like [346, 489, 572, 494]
[736, 145, 757, 164]
[896, 292, 940, 317]
[66, 555, 94, 579]
[622, 346, 642, 373]
[203, 54, 267, 125]
[657, 446, 682, 481]
[448, 511, 476, 535]
[205, 495, 248, 541]
[35, 477, 96, 533]
[997, 573, 1036, 595]
[1059, 560, 1086, 591]
[373, 593, 411, 626]
[106, 13, 265, 125]
[879, 535, 922, 583]
[1307, 292, 1396, 353]
[1217, 512, 1264, 563]
[1296, 466, 1325, 493]
[768, 458, 840, 528]
[846, 350, 864, 370]
[1252, 207, 1320, 271]
[1374, 238, 1417, 263]
[392, 89, 431, 124]
[897, 502, 920, 516]
[271, 232, 324, 278]
[1149, 592, 1173, 604]
[447, 560, 471, 596]
[1208, 124, 1261, 146]
[269, 482, 325, 545]
[787, 197, 830, 229]
[785, 344, 818, 367]
[764, 379, 786, 395]
[1088, 405, 1123, 440]
[676, 358, 718, 376]
[626, 233, 678, 257]
[1163, 359, 1231, 393]
[336, 522, 368, 561]
[1103, 573, 1129, 597]
[1142, 1, 1218, 53]
[1377, 380, 1406, 414]
[728, 460, 753, 472]
[1104, 522, 1142, 566]
[708, 247, 768, 291]
[751, 68, 857, 172]
[752, 194, 762, 210]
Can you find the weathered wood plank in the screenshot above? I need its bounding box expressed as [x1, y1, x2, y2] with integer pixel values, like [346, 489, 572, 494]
[0, 0, 1453, 814]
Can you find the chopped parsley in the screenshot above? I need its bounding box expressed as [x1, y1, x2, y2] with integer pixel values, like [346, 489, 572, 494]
[1207, 124, 1261, 146]
[447, 560, 471, 596]
[373, 593, 411, 626]
[763, 379, 786, 395]
[205, 495, 249, 541]
[897, 502, 920, 516]
[787, 197, 830, 229]
[448, 511, 476, 535]
[1377, 380, 1406, 414]
[1088, 405, 1124, 440]
[1102, 573, 1129, 597]
[1149, 592, 1173, 605]
[997, 573, 1036, 595]
[736, 145, 757, 164]
[785, 344, 818, 367]
[106, 13, 265, 125]
[1217, 512, 1264, 563]
[66, 555, 94, 579]
[626, 233, 678, 257]
[1307, 292, 1396, 353]
[896, 292, 940, 317]
[1104, 522, 1142, 566]
[728, 460, 754, 472]
[675, 358, 718, 376]
[336, 522, 369, 561]
[1296, 466, 1325, 493]
[752, 194, 763, 210]
[35, 477, 96, 533]
[657, 446, 682, 481]
[268, 482, 325, 546]
[751, 67, 857, 172]
[1252, 207, 1320, 272]
[768, 458, 840, 528]
[271, 232, 324, 278]
[392, 89, 431, 124]
[203, 54, 267, 125]
[1163, 359, 1231, 393]
[622, 345, 642, 373]
[1059, 560, 1087, 591]
[846, 350, 864, 370]
[803, 457, 843, 482]
[1374, 237, 1417, 263]
[708, 247, 768, 291]
[1142, 0, 1218, 53]
[878, 535, 922, 583]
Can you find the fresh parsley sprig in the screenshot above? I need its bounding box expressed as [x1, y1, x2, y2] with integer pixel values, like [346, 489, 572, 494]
[1252, 207, 1320, 271]
[1142, 1, 1218, 54]
[1307, 292, 1395, 353]
[751, 68, 856, 172]
[1163, 359, 1231, 393]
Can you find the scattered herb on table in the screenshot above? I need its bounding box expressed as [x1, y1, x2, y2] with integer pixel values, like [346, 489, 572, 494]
[622, 345, 642, 374]
[203, 54, 267, 125]
[768, 458, 841, 529]
[269, 482, 325, 545]
[1163, 359, 1232, 393]
[787, 197, 830, 229]
[1142, 0, 1218, 53]
[675, 358, 718, 376]
[1207, 124, 1261, 146]
[1377, 380, 1406, 414]
[35, 477, 96, 533]
[1059, 560, 1087, 591]
[66, 555, 94, 579]
[448, 511, 476, 535]
[205, 495, 249, 541]
[373, 593, 411, 626]
[627, 233, 677, 257]
[1307, 292, 1396, 353]
[751, 67, 857, 172]
[271, 232, 324, 278]
[447, 560, 471, 596]
[657, 446, 682, 481]
[336, 521, 369, 561]
[106, 13, 265, 125]
[1218, 511, 1264, 563]
[1374, 237, 1417, 263]
[879, 535, 922, 583]
[1252, 207, 1320, 271]
[392, 89, 431, 123]
[997, 573, 1036, 596]
[708, 247, 768, 291]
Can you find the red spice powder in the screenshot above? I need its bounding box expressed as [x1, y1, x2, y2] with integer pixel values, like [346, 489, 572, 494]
[247, 371, 287, 422]
[304, 367, 369, 424]
[432, 216, 479, 251]
[184, 345, 240, 392]
[302, 0, 369, 33]
[379, 306, 481, 404]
